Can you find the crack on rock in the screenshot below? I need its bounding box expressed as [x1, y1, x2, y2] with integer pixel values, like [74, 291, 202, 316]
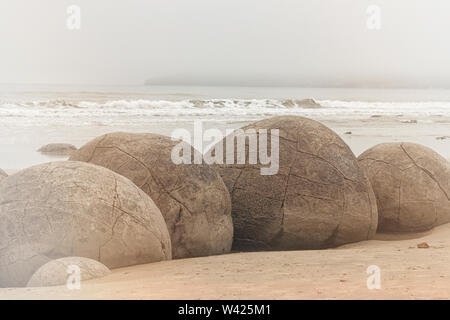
[360, 157, 415, 172]
[273, 154, 297, 245]
[400, 143, 450, 201]
[288, 172, 344, 186]
[366, 183, 374, 239]
[323, 225, 340, 248]
[98, 174, 121, 262]
[232, 187, 283, 202]
[296, 150, 357, 184]
[87, 134, 109, 162]
[230, 168, 244, 197]
[96, 145, 197, 218]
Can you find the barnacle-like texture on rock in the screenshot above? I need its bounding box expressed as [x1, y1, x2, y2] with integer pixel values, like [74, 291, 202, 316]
[27, 256, 111, 287]
[358, 142, 450, 233]
[0, 161, 171, 288]
[214, 116, 378, 250]
[69, 133, 233, 259]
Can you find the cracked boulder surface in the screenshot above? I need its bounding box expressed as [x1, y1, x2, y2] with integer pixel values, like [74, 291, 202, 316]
[69, 132, 233, 259]
[212, 116, 378, 251]
[358, 142, 450, 233]
[0, 161, 171, 288]
[27, 256, 111, 287]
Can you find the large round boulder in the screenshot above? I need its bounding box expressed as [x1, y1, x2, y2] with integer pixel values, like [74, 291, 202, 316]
[27, 257, 111, 287]
[210, 116, 378, 250]
[0, 161, 171, 288]
[69, 132, 233, 259]
[358, 142, 450, 232]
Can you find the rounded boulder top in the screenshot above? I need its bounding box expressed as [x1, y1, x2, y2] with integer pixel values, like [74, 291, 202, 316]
[27, 256, 111, 287]
[69, 132, 233, 259]
[212, 116, 378, 251]
[0, 161, 171, 288]
[358, 142, 450, 233]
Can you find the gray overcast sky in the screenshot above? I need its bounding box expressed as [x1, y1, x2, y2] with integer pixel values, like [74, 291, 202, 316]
[0, 0, 449, 87]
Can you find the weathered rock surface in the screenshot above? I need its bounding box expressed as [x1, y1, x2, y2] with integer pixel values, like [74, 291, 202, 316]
[37, 143, 77, 156]
[27, 257, 111, 287]
[212, 116, 378, 250]
[69, 132, 233, 259]
[358, 142, 450, 232]
[0, 161, 171, 288]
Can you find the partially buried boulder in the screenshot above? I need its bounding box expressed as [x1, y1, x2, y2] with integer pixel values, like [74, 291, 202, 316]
[210, 116, 378, 251]
[358, 142, 450, 233]
[69, 132, 233, 259]
[0, 161, 171, 288]
[38, 143, 77, 156]
[27, 257, 111, 287]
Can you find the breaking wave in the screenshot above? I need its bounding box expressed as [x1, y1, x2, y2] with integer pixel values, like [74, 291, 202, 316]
[0, 98, 449, 126]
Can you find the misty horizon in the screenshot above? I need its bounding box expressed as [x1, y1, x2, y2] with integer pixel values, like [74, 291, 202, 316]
[2, 0, 450, 88]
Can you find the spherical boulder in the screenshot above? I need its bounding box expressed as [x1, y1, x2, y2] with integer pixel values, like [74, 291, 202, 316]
[69, 132, 233, 259]
[0, 161, 171, 288]
[358, 142, 450, 232]
[211, 116, 378, 250]
[27, 257, 111, 287]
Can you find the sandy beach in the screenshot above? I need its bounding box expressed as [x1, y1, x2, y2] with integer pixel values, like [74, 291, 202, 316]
[1, 86, 450, 300]
[1, 223, 449, 300]
[5, 0, 450, 303]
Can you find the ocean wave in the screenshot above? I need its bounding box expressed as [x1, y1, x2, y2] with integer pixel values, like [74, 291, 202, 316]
[0, 98, 449, 126]
[0, 98, 322, 109]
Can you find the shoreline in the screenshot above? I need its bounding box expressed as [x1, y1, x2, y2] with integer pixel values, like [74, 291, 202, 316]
[1, 116, 450, 172]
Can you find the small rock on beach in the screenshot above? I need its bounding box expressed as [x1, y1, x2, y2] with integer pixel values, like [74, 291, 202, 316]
[37, 143, 77, 156]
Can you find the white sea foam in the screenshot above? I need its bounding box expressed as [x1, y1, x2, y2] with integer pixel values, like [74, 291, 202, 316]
[318, 100, 450, 116]
[0, 98, 449, 126]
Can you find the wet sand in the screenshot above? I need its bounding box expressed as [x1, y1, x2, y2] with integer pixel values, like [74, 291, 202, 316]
[1, 223, 450, 300]
[1, 115, 450, 173]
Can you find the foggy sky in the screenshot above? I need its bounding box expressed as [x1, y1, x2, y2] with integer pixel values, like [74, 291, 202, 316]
[1, 0, 449, 87]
